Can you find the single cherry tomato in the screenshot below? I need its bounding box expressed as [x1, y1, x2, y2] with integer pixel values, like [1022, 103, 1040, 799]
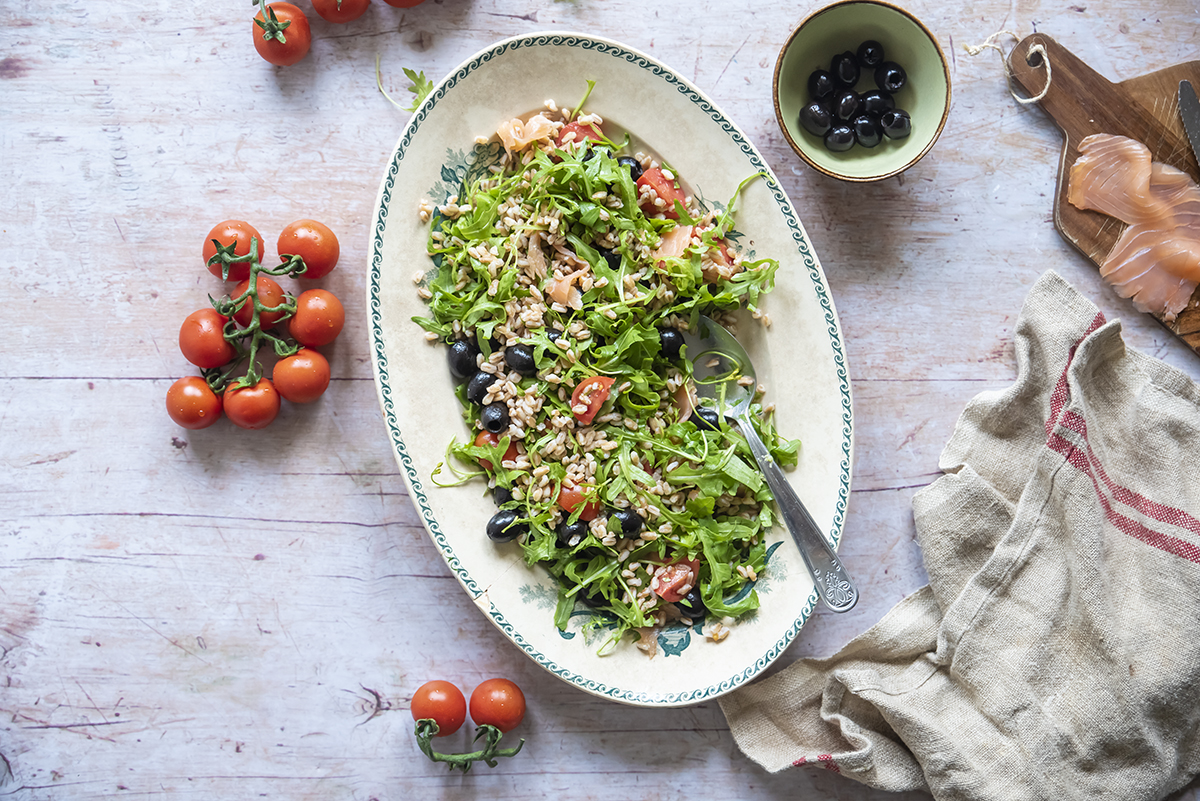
[278, 219, 340, 280]
[203, 220, 264, 282]
[554, 120, 604, 149]
[474, 430, 519, 472]
[557, 483, 601, 521]
[382, 0, 426, 6]
[273, 348, 330, 404]
[179, 309, 236, 369]
[311, 0, 370, 23]
[253, 3, 312, 67]
[411, 680, 466, 737]
[288, 289, 345, 347]
[232, 275, 289, 329]
[636, 167, 688, 220]
[469, 678, 526, 733]
[570, 376, 615, 425]
[653, 558, 702, 603]
[223, 378, 281, 430]
[166, 376, 223, 430]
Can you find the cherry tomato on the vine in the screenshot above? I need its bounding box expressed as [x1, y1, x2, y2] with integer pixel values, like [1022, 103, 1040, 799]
[411, 680, 466, 737]
[203, 220, 264, 282]
[233, 275, 289, 329]
[288, 289, 345, 347]
[273, 348, 330, 404]
[253, 3, 312, 67]
[166, 376, 223, 430]
[278, 219, 340, 280]
[311, 0, 370, 23]
[469, 678, 526, 733]
[224, 378, 281, 430]
[179, 309, 236, 369]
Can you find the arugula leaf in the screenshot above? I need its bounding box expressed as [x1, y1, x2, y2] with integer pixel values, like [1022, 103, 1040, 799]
[402, 68, 434, 111]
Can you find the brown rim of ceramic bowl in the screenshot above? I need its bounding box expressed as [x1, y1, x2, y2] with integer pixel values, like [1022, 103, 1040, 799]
[773, 0, 952, 183]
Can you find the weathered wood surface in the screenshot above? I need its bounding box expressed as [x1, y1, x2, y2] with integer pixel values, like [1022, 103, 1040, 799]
[3, 1, 1200, 798]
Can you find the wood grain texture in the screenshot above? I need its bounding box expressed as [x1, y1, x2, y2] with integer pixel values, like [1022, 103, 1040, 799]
[3, 0, 1200, 799]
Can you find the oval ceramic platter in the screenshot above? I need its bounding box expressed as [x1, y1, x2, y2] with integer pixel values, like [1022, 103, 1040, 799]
[369, 32, 853, 707]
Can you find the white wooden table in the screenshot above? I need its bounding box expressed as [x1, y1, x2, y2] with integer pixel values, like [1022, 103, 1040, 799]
[4, 1, 1200, 798]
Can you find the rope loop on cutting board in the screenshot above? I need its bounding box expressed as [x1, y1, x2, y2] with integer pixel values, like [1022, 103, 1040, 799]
[965, 30, 1052, 105]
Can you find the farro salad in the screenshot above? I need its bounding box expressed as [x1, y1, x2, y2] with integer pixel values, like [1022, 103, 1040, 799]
[414, 84, 800, 655]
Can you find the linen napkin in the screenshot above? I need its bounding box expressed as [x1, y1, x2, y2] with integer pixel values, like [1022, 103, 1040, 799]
[720, 271, 1200, 800]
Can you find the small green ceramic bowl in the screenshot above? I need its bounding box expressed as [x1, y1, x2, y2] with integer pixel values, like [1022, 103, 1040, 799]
[774, 0, 951, 182]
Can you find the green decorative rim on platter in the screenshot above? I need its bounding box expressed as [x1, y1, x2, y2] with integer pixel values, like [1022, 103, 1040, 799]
[369, 31, 853, 706]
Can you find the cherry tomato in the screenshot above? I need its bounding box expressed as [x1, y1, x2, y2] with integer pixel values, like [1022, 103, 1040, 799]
[570, 376, 615, 425]
[278, 219, 340, 280]
[653, 558, 701, 603]
[288, 289, 345, 347]
[555, 120, 604, 149]
[179, 309, 236, 369]
[273, 348, 330, 404]
[382, 0, 426, 6]
[224, 378, 281, 430]
[474, 430, 519, 472]
[469, 678, 526, 733]
[311, 0, 369, 23]
[411, 680, 466, 737]
[232, 275, 289, 329]
[557, 483, 601, 521]
[253, 3, 312, 67]
[203, 220, 264, 282]
[637, 167, 688, 220]
[166, 376, 223, 430]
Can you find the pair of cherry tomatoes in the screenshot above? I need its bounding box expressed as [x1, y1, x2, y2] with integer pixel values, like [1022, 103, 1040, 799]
[253, 0, 427, 67]
[411, 678, 526, 736]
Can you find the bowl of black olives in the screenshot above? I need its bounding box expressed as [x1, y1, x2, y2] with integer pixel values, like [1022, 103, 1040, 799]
[773, 0, 951, 182]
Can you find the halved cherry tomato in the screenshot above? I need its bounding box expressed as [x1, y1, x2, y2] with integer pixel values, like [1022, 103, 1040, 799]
[232, 275, 289, 329]
[653, 558, 701, 603]
[289, 288, 345, 347]
[223, 378, 281, 430]
[469, 678, 525, 733]
[166, 376, 223, 430]
[273, 348, 330, 403]
[278, 219, 340, 280]
[411, 680, 466, 737]
[557, 483, 601, 521]
[570, 376, 615, 425]
[311, 0, 369, 23]
[179, 309, 236, 369]
[253, 3, 312, 67]
[474, 430, 518, 471]
[203, 220, 263, 282]
[555, 120, 604, 149]
[636, 167, 688, 220]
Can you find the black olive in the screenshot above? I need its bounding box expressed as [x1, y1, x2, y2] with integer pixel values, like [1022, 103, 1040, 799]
[659, 328, 684, 361]
[493, 485, 513, 506]
[546, 328, 562, 342]
[691, 406, 721, 431]
[597, 247, 622, 271]
[830, 51, 859, 88]
[860, 89, 895, 118]
[857, 40, 885, 68]
[580, 587, 607, 608]
[852, 114, 883, 148]
[556, 518, 588, 546]
[874, 61, 907, 93]
[447, 339, 479, 379]
[807, 69, 836, 102]
[486, 509, 527, 542]
[466, 371, 497, 405]
[677, 587, 707, 618]
[832, 89, 861, 122]
[798, 101, 833, 137]
[617, 155, 644, 181]
[504, 343, 537, 375]
[480, 402, 510, 433]
[881, 108, 912, 140]
[824, 124, 855, 152]
[612, 508, 643, 536]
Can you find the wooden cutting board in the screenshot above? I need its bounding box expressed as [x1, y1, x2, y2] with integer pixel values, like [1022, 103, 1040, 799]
[1006, 35, 1200, 353]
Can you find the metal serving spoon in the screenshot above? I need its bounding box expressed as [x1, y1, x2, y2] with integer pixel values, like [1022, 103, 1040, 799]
[682, 316, 858, 613]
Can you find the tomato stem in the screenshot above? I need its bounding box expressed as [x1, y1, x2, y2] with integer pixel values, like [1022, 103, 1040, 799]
[253, 0, 291, 43]
[413, 720, 525, 772]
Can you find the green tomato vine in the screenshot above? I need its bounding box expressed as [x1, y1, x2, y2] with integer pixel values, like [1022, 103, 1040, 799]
[413, 719, 525, 772]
